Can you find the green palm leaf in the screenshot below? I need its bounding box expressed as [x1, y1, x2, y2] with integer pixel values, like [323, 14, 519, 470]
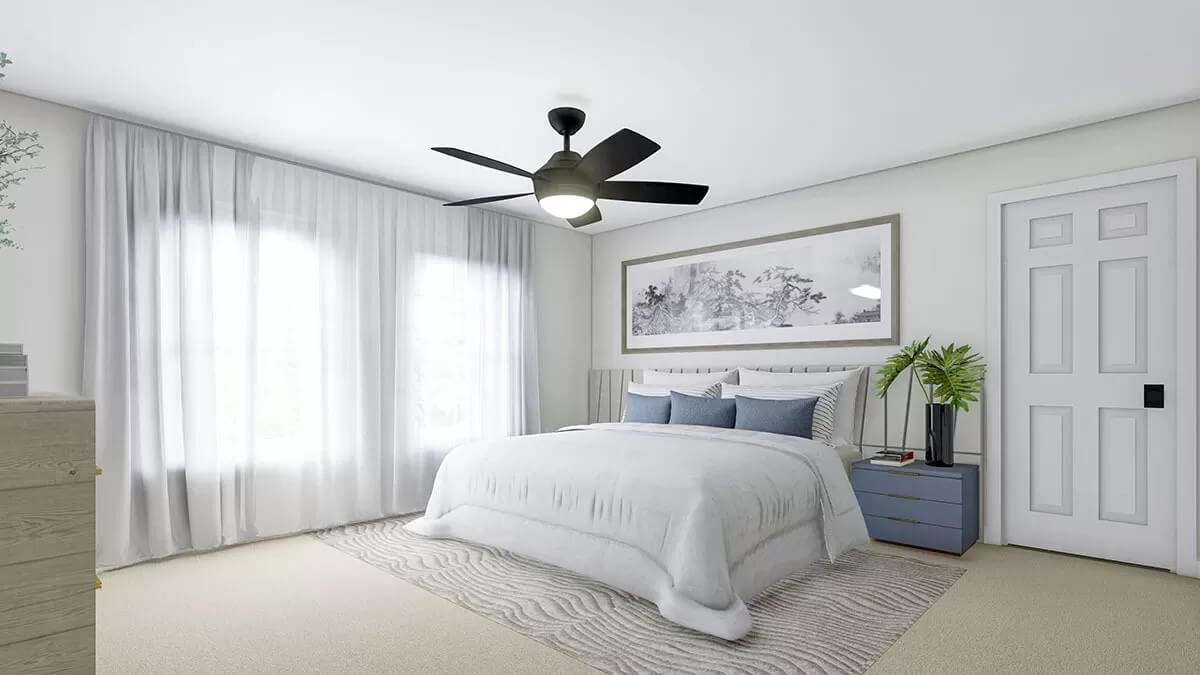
[916, 343, 986, 412]
[875, 336, 930, 400]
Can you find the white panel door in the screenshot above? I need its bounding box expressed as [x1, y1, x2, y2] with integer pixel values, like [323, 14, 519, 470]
[1003, 178, 1176, 568]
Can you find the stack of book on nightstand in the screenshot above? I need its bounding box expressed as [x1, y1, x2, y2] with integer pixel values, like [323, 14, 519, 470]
[0, 344, 29, 397]
[868, 449, 915, 466]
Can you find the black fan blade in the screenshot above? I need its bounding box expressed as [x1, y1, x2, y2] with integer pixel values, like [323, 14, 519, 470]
[432, 147, 532, 179]
[575, 129, 661, 182]
[443, 192, 532, 207]
[597, 181, 709, 205]
[568, 205, 602, 228]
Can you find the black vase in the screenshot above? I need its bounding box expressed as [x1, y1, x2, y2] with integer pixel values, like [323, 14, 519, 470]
[925, 403, 956, 467]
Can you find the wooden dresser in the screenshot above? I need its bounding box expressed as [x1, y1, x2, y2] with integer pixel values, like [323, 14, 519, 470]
[0, 396, 97, 673]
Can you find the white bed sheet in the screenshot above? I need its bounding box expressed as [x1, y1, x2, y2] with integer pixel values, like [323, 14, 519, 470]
[406, 423, 868, 639]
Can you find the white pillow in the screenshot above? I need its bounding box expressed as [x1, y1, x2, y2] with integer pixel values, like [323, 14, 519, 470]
[641, 369, 737, 386]
[627, 381, 721, 398]
[736, 368, 863, 445]
[721, 382, 843, 445]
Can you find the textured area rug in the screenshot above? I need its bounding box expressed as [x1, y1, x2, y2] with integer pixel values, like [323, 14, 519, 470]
[314, 516, 964, 675]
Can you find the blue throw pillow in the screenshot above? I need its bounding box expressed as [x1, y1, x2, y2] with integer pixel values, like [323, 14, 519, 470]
[734, 395, 818, 438]
[669, 391, 736, 428]
[623, 392, 671, 424]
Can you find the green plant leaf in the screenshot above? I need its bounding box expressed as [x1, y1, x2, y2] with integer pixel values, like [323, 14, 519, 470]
[875, 336, 930, 399]
[916, 343, 986, 412]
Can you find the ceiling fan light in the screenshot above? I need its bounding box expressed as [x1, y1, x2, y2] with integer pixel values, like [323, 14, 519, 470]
[538, 194, 595, 219]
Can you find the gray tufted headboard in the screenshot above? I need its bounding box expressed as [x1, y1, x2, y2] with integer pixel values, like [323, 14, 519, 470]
[586, 365, 981, 458]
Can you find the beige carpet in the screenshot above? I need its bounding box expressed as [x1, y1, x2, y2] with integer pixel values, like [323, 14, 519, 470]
[863, 542, 1200, 674]
[97, 534, 1200, 674]
[96, 535, 590, 674]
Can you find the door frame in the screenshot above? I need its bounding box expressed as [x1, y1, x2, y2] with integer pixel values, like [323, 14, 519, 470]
[985, 158, 1198, 577]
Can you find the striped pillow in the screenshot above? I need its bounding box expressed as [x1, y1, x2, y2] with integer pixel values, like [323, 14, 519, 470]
[721, 382, 843, 445]
[627, 382, 721, 398]
[737, 367, 863, 446]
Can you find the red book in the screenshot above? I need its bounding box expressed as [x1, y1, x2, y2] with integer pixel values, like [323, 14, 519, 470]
[869, 455, 916, 467]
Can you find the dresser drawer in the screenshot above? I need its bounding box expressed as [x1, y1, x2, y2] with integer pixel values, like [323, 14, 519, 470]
[0, 483, 95, 566]
[0, 624, 94, 674]
[852, 467, 962, 503]
[864, 515, 965, 554]
[856, 491, 962, 528]
[0, 551, 95, 647]
[0, 410, 96, 491]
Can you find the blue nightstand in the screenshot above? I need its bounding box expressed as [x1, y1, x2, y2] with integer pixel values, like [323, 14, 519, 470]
[850, 459, 979, 555]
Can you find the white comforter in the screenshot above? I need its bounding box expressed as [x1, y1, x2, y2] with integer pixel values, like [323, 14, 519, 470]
[406, 423, 869, 639]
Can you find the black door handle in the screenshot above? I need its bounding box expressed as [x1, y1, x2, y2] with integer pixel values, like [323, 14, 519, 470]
[1144, 384, 1164, 409]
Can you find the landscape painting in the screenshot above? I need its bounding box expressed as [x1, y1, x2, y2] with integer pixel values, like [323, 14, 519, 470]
[622, 215, 899, 352]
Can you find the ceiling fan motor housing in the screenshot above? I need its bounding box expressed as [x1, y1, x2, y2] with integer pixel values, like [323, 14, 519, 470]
[534, 151, 595, 202]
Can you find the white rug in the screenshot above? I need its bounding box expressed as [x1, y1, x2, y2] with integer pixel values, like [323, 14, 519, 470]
[315, 516, 964, 675]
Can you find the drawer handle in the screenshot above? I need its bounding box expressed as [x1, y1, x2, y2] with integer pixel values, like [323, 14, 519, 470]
[886, 493, 921, 500]
[887, 470, 921, 477]
[886, 516, 921, 524]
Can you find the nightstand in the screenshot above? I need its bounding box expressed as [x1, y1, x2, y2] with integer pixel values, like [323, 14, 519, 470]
[850, 459, 979, 555]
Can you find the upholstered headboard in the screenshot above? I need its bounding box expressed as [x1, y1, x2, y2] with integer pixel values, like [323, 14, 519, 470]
[586, 365, 979, 457]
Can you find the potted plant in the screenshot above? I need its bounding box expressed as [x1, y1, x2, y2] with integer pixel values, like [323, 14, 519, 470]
[876, 337, 986, 466]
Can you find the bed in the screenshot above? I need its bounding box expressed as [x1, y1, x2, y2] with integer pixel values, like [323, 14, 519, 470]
[407, 365, 873, 640]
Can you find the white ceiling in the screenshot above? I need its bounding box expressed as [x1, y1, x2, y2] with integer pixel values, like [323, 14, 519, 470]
[3, 1, 1199, 233]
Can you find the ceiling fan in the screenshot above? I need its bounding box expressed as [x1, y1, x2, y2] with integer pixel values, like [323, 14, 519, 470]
[432, 107, 709, 228]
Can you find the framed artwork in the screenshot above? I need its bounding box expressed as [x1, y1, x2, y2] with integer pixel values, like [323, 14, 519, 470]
[622, 214, 899, 353]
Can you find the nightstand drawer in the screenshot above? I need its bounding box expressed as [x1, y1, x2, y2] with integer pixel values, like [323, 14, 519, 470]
[856, 492, 962, 528]
[864, 515, 965, 553]
[852, 468, 962, 503]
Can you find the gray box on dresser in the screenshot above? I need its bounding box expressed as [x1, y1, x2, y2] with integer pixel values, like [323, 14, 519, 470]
[0, 396, 97, 673]
[851, 459, 979, 555]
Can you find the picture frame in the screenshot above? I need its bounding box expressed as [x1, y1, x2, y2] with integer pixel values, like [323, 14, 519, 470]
[621, 214, 900, 353]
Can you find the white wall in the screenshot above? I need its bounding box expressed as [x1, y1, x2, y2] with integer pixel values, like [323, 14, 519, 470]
[592, 100, 1200, 455]
[0, 91, 89, 395]
[534, 224, 592, 431]
[0, 90, 592, 429]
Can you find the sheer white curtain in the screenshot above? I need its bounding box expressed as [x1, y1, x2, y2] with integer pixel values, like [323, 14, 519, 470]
[85, 118, 539, 568]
